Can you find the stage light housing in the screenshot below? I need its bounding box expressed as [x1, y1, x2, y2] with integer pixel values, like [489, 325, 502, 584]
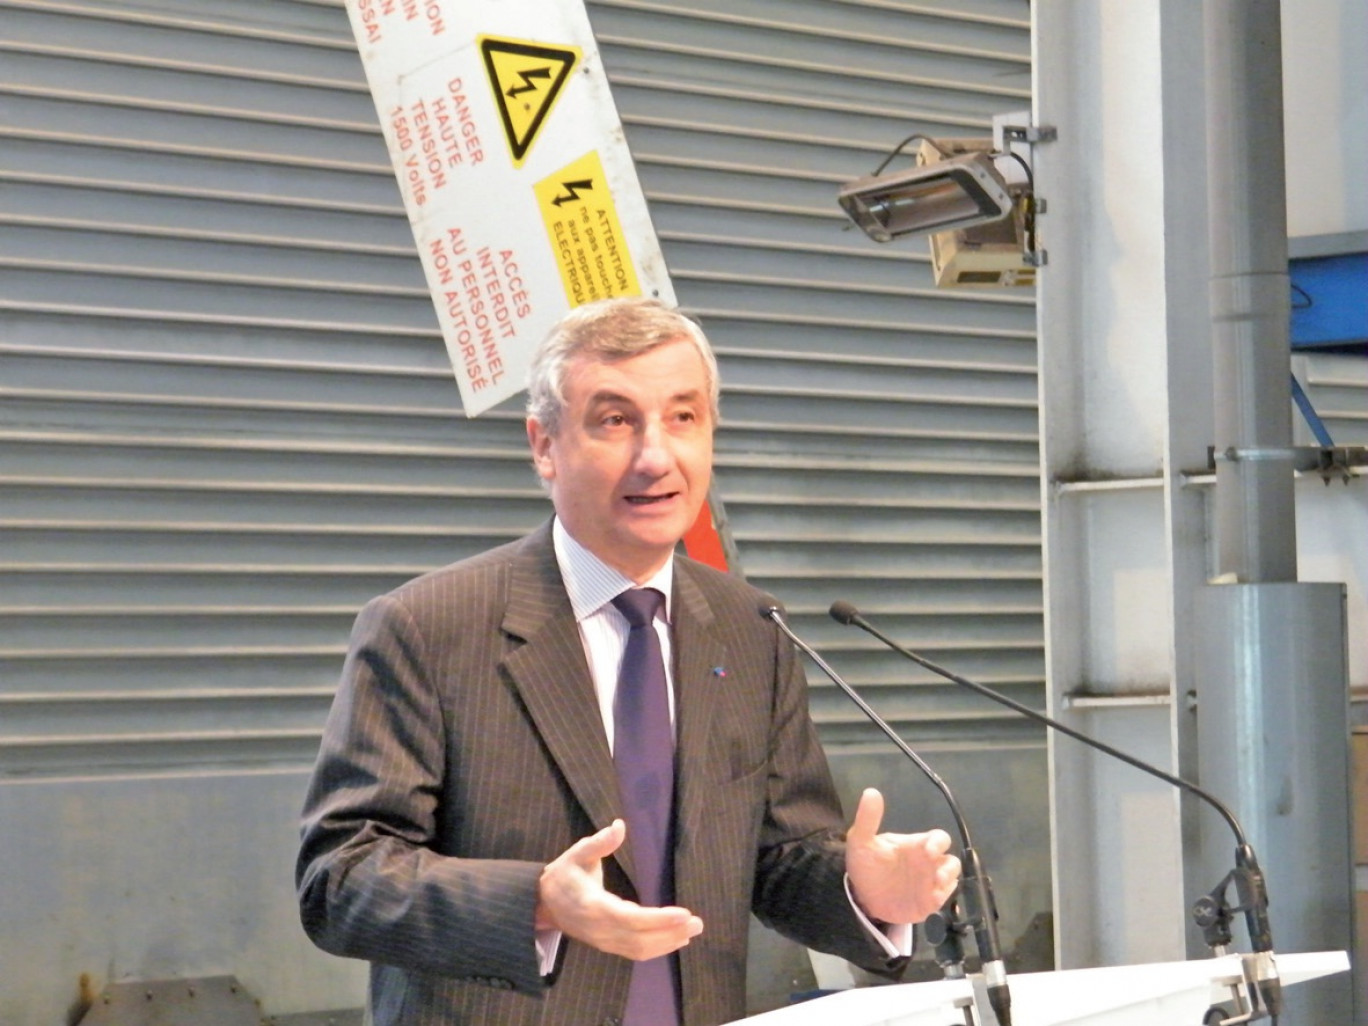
[837, 151, 1015, 243]
[839, 135, 1042, 288]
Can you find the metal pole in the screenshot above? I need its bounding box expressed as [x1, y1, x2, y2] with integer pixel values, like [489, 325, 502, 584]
[1205, 0, 1296, 582]
[1201, 6, 1359, 1021]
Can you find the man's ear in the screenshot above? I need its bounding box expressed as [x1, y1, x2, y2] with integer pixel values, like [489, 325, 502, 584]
[526, 416, 555, 481]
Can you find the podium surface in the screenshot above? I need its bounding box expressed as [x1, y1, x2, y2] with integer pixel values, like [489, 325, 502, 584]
[1003, 949, 1348, 1025]
[727, 950, 1349, 1026]
[728, 976, 975, 1026]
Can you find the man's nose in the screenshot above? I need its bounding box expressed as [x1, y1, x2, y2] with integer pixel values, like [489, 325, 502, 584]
[634, 420, 672, 475]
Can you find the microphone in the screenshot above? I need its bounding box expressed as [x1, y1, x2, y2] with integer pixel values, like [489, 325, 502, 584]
[758, 595, 1013, 1026]
[830, 600, 1282, 1021]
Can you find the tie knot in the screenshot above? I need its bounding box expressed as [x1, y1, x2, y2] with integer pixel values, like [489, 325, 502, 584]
[612, 587, 664, 628]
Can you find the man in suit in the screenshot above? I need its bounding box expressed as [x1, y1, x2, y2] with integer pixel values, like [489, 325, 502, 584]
[297, 297, 961, 1026]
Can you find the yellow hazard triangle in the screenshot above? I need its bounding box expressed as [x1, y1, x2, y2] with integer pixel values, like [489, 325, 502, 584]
[479, 35, 581, 167]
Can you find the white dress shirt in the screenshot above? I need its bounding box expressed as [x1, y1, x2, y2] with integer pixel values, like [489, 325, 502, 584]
[553, 517, 676, 754]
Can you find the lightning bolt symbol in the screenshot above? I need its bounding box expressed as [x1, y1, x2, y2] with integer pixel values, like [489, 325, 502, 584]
[506, 66, 551, 100]
[552, 179, 595, 206]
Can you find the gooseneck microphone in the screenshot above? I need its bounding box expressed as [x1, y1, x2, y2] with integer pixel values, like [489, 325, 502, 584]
[830, 600, 1282, 1022]
[758, 595, 1012, 1026]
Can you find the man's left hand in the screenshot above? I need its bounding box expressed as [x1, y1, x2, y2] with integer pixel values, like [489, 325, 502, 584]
[846, 787, 961, 925]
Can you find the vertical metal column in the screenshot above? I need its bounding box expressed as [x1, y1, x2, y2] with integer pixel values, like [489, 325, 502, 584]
[1195, 584, 1354, 1024]
[1031, 0, 1210, 972]
[1205, 0, 1296, 583]
[1200, 3, 1358, 1022]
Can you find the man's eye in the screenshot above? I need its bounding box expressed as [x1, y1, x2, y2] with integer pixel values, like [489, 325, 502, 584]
[602, 413, 628, 427]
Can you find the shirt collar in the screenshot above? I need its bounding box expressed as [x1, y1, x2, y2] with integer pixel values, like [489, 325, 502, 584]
[552, 517, 674, 623]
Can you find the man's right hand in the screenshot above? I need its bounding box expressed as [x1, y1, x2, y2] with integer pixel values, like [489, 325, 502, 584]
[536, 819, 704, 961]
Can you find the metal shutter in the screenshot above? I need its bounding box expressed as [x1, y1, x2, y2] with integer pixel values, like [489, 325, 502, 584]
[0, 0, 1041, 1019]
[1294, 352, 1368, 446]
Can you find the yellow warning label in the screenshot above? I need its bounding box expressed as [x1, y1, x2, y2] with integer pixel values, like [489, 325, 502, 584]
[479, 35, 580, 168]
[535, 150, 641, 308]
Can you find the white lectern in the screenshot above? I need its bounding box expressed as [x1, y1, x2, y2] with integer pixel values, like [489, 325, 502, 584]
[734, 975, 976, 1026]
[726, 951, 1349, 1026]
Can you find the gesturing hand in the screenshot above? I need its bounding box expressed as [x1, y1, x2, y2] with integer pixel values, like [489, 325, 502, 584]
[536, 819, 704, 961]
[845, 788, 961, 925]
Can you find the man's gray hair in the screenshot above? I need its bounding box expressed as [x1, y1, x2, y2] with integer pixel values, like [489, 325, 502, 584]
[525, 297, 720, 436]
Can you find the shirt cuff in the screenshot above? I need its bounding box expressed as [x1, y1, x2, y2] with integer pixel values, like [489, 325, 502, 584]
[844, 874, 914, 958]
[536, 928, 563, 976]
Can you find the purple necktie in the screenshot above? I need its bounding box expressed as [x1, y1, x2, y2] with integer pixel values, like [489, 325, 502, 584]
[611, 588, 681, 1026]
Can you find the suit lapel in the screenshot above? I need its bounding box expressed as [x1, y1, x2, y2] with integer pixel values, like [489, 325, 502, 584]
[500, 528, 624, 856]
[671, 563, 726, 864]
[500, 532, 729, 898]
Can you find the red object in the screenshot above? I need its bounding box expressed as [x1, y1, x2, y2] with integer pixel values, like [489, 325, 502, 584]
[682, 503, 728, 571]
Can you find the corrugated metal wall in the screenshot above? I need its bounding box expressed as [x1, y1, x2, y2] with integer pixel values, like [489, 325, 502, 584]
[1294, 352, 1368, 446]
[0, 0, 1043, 1020]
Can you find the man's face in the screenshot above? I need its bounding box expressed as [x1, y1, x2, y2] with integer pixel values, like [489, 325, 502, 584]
[527, 337, 714, 583]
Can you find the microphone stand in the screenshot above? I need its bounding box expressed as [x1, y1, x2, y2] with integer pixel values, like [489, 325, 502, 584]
[830, 601, 1282, 1023]
[760, 598, 1012, 1026]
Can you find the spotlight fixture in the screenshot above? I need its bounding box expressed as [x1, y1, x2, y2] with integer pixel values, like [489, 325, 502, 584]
[838, 132, 1045, 289]
[838, 149, 1015, 243]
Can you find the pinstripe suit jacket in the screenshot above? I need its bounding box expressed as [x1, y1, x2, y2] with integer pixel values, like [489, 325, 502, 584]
[297, 522, 903, 1026]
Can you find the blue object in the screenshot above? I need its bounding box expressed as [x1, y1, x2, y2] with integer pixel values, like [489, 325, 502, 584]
[1289, 251, 1367, 351]
[1290, 373, 1335, 447]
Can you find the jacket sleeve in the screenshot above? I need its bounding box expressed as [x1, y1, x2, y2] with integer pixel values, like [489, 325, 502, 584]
[295, 593, 549, 994]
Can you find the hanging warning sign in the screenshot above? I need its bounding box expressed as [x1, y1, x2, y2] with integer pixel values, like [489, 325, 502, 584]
[343, 0, 675, 417]
[535, 150, 641, 305]
[480, 36, 580, 167]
